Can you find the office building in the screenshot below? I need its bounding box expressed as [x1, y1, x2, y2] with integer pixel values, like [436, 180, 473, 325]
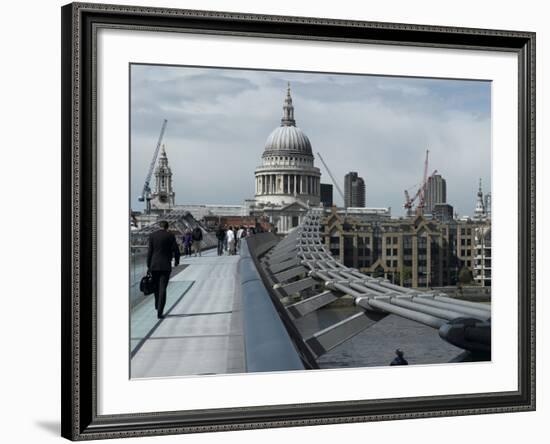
[320, 183, 333, 208]
[424, 174, 447, 214]
[344, 172, 366, 208]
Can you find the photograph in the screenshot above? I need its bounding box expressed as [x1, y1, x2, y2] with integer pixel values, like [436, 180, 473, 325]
[129, 64, 492, 379]
[58, 2, 536, 440]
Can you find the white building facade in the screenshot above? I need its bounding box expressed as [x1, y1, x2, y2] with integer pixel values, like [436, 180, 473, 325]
[473, 225, 491, 287]
[472, 178, 491, 287]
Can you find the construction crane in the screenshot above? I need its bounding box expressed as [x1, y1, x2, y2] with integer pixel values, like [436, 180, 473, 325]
[403, 169, 438, 216]
[138, 119, 168, 214]
[317, 152, 347, 216]
[403, 149, 437, 216]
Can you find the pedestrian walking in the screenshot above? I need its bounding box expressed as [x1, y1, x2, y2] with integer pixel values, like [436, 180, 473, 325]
[236, 225, 245, 253]
[183, 229, 193, 257]
[147, 221, 180, 319]
[192, 226, 203, 256]
[216, 225, 226, 256]
[222, 225, 228, 253]
[225, 226, 235, 255]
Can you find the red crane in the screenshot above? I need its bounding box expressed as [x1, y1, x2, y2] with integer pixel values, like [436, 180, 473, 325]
[403, 149, 437, 216]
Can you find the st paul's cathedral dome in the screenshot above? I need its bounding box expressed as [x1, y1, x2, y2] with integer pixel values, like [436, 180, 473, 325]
[254, 83, 321, 208]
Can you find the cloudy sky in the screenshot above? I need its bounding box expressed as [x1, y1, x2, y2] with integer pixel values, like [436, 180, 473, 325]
[130, 64, 491, 217]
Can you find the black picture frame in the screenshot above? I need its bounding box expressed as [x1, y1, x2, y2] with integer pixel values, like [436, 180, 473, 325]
[61, 2, 536, 440]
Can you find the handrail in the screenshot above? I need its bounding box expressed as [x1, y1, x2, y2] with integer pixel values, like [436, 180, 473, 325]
[239, 238, 306, 372]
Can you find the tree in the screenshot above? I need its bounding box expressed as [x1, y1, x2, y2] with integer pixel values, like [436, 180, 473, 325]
[457, 266, 473, 297]
[458, 267, 473, 286]
[401, 266, 412, 287]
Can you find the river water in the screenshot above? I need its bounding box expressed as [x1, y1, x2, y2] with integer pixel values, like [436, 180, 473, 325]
[294, 305, 466, 368]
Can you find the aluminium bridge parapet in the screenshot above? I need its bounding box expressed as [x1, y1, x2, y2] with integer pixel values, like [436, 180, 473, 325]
[239, 236, 306, 372]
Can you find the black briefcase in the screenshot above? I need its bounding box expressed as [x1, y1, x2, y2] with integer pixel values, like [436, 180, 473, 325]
[139, 272, 156, 295]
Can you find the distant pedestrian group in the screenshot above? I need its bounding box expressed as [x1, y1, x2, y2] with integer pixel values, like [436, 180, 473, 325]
[145, 221, 257, 319]
[216, 225, 255, 256]
[182, 226, 204, 257]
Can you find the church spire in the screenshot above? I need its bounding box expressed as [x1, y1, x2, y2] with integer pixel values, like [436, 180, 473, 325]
[150, 143, 175, 210]
[158, 144, 169, 167]
[474, 178, 486, 220]
[281, 82, 296, 126]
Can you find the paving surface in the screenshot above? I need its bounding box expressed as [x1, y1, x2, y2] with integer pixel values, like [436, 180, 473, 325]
[130, 249, 244, 378]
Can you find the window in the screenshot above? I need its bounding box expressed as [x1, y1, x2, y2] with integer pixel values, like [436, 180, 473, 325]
[386, 248, 392, 256]
[393, 248, 398, 256]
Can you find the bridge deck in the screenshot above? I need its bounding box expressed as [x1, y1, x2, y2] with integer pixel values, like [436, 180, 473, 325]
[130, 249, 245, 378]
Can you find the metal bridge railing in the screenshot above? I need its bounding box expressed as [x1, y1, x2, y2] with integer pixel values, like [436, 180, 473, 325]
[131, 210, 218, 250]
[257, 208, 491, 364]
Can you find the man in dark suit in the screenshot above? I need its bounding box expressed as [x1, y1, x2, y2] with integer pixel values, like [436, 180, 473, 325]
[147, 220, 180, 319]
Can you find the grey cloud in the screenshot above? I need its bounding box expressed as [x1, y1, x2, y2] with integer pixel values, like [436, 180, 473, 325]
[131, 65, 491, 217]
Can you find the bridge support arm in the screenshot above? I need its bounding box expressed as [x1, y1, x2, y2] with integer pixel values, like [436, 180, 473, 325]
[438, 317, 491, 355]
